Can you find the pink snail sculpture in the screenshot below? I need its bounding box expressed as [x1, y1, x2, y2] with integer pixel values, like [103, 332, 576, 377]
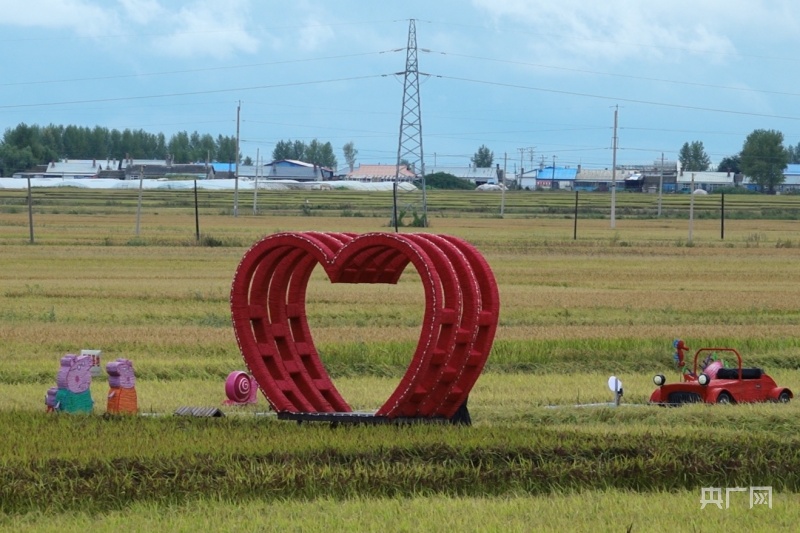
[223, 370, 259, 405]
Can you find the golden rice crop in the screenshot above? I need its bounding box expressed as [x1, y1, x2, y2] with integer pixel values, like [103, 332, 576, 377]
[2, 192, 800, 528]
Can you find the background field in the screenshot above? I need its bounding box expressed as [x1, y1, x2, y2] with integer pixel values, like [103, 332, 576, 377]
[1, 188, 798, 532]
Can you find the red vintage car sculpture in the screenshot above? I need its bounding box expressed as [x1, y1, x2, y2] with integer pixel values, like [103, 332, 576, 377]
[650, 341, 792, 405]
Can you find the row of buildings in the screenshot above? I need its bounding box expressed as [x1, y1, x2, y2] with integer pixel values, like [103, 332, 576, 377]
[13, 158, 800, 193]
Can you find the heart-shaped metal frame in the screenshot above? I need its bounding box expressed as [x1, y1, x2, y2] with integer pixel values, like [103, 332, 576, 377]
[230, 232, 499, 419]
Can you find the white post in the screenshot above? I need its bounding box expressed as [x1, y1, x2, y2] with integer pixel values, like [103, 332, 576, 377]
[610, 106, 618, 229]
[657, 152, 664, 217]
[233, 101, 240, 217]
[688, 172, 695, 244]
[253, 148, 259, 215]
[500, 152, 507, 217]
[135, 166, 144, 236]
[26, 176, 34, 243]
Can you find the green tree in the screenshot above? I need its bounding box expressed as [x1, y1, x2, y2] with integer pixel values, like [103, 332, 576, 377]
[471, 145, 494, 168]
[678, 141, 711, 171]
[216, 135, 238, 164]
[716, 154, 741, 174]
[0, 121, 247, 169]
[786, 141, 800, 164]
[306, 139, 337, 169]
[343, 141, 358, 172]
[740, 129, 789, 194]
[0, 144, 36, 175]
[167, 131, 192, 163]
[1, 123, 59, 168]
[41, 124, 64, 159]
[272, 139, 305, 161]
[89, 126, 109, 158]
[62, 125, 89, 158]
[425, 171, 475, 190]
[272, 139, 337, 168]
[194, 133, 216, 163]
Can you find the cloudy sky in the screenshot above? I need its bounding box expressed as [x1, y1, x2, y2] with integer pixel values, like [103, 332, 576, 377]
[2, 0, 799, 172]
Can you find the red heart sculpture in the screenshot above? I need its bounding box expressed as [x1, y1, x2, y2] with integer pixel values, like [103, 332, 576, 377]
[230, 232, 499, 419]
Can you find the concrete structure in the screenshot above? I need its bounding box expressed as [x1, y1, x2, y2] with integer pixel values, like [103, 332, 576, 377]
[676, 171, 742, 193]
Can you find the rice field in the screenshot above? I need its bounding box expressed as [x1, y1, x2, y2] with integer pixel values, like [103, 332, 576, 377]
[1, 189, 799, 531]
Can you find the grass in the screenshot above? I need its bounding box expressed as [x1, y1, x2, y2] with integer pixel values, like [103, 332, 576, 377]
[1, 406, 799, 531]
[1, 190, 799, 530]
[5, 491, 796, 533]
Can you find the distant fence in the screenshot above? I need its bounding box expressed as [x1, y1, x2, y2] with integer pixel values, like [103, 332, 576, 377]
[1, 184, 799, 244]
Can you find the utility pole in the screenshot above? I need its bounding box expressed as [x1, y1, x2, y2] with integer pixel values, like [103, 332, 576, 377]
[253, 148, 259, 215]
[610, 105, 618, 229]
[552, 155, 557, 189]
[500, 152, 507, 217]
[26, 177, 34, 243]
[517, 146, 534, 181]
[393, 18, 427, 231]
[234, 100, 240, 218]
[658, 152, 664, 217]
[135, 166, 144, 236]
[688, 172, 696, 244]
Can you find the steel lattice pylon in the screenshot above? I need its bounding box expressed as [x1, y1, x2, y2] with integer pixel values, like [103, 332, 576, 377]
[393, 19, 427, 230]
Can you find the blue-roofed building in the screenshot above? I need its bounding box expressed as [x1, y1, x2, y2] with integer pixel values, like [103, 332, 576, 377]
[206, 162, 236, 178]
[197, 160, 334, 181]
[739, 164, 800, 193]
[519, 166, 578, 190]
[780, 164, 800, 192]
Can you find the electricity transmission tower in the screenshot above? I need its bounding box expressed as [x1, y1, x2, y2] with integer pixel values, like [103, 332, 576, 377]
[393, 18, 427, 231]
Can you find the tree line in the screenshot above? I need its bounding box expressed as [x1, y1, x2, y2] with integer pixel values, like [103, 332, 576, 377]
[0, 123, 239, 175]
[3, 121, 797, 192]
[471, 130, 799, 194]
[680, 129, 799, 194]
[271, 139, 337, 170]
[0, 122, 346, 176]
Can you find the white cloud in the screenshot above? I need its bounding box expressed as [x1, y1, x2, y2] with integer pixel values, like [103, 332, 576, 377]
[150, 0, 259, 59]
[471, 0, 748, 66]
[257, 0, 337, 54]
[295, 17, 336, 52]
[0, 0, 120, 38]
[0, 0, 260, 59]
[118, 0, 166, 25]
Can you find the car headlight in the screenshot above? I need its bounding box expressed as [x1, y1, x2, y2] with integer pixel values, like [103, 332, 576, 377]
[698, 373, 710, 386]
[653, 374, 665, 386]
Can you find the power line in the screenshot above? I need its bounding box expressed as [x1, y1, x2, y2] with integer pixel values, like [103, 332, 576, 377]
[434, 74, 800, 121]
[0, 19, 401, 43]
[0, 51, 399, 88]
[422, 20, 800, 65]
[622, 126, 749, 136]
[428, 50, 800, 99]
[0, 74, 388, 110]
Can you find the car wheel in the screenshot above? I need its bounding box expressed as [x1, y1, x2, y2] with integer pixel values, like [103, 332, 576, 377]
[778, 391, 791, 403]
[716, 392, 733, 404]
